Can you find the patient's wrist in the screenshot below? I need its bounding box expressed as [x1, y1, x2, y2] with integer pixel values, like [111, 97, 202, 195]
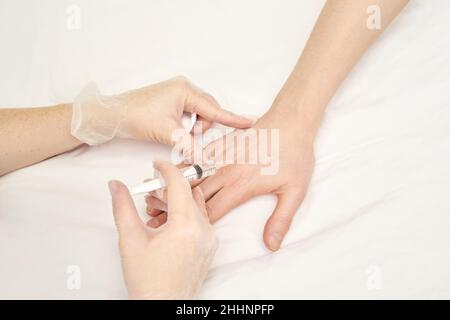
[267, 92, 325, 142]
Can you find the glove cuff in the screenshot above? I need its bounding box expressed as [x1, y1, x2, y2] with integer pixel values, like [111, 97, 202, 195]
[71, 82, 127, 145]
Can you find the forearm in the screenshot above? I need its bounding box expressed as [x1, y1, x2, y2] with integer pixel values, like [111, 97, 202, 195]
[0, 105, 82, 176]
[270, 0, 409, 135]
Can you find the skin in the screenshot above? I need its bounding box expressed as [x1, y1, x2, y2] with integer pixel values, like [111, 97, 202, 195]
[0, 76, 248, 299]
[109, 161, 216, 300]
[0, 105, 82, 176]
[1, 0, 410, 299]
[147, 0, 410, 251]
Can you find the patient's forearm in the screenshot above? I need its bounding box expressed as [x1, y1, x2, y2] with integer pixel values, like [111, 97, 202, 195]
[0, 105, 82, 176]
[271, 0, 409, 134]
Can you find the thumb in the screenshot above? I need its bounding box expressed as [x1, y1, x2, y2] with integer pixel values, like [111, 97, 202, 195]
[263, 191, 304, 251]
[109, 180, 147, 242]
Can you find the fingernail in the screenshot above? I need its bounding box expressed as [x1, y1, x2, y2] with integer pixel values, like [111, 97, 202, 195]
[268, 233, 282, 251]
[108, 180, 118, 196]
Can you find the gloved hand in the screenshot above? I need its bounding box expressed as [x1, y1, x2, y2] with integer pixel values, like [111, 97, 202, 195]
[108, 160, 217, 300]
[71, 76, 252, 148]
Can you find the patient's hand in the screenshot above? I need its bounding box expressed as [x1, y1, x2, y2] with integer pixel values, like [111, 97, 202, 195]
[108, 161, 216, 300]
[199, 110, 315, 251]
[146, 109, 315, 251]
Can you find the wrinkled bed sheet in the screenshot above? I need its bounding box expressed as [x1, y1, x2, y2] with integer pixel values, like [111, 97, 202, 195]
[1, 0, 449, 299]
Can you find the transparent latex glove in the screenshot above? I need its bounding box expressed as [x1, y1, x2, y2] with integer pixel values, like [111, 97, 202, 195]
[145, 109, 315, 251]
[71, 76, 252, 147]
[108, 161, 217, 300]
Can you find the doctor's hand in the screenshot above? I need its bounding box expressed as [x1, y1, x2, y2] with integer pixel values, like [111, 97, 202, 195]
[71, 76, 252, 147]
[118, 76, 252, 145]
[108, 161, 217, 300]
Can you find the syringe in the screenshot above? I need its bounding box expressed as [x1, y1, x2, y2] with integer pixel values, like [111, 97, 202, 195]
[128, 163, 217, 195]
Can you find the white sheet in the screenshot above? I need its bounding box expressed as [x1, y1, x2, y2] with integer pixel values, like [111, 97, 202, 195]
[1, 0, 449, 299]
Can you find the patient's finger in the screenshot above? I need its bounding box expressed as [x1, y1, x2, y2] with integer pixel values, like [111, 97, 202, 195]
[203, 130, 242, 164]
[205, 185, 250, 222]
[193, 115, 212, 133]
[147, 212, 168, 228]
[109, 180, 147, 241]
[263, 190, 304, 252]
[188, 176, 206, 189]
[198, 175, 224, 201]
[145, 195, 168, 212]
[149, 188, 168, 203]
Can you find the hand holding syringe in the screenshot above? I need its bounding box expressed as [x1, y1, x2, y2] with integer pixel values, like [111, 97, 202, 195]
[128, 163, 217, 195]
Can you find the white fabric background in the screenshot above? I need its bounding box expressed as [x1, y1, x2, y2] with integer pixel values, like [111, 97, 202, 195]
[0, 0, 449, 299]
